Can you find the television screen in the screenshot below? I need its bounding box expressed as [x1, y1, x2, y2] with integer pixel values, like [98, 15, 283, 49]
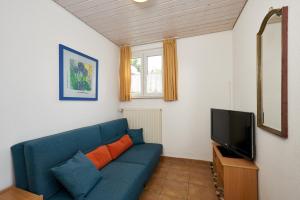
[211, 108, 255, 160]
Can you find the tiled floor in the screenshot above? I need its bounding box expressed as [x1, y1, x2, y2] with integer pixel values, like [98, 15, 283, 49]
[140, 157, 218, 200]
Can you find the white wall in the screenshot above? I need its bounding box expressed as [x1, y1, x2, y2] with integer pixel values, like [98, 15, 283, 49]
[233, 0, 300, 199]
[121, 31, 233, 161]
[0, 0, 120, 190]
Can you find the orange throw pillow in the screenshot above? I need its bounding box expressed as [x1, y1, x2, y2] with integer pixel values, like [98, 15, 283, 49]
[120, 134, 133, 149]
[86, 145, 112, 169]
[107, 135, 133, 159]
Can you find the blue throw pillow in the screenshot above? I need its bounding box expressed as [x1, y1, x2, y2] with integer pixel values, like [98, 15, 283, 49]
[51, 151, 102, 200]
[127, 128, 145, 145]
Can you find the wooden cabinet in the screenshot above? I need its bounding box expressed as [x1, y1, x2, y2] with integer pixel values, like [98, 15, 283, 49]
[0, 187, 43, 200]
[212, 143, 258, 200]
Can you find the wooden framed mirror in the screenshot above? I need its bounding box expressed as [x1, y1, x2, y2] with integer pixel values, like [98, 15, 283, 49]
[257, 7, 288, 138]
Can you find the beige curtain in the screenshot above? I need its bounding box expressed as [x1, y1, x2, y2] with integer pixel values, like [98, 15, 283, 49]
[163, 39, 178, 101]
[119, 46, 132, 101]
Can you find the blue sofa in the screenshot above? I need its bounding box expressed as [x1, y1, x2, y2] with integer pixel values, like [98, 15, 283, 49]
[11, 118, 162, 200]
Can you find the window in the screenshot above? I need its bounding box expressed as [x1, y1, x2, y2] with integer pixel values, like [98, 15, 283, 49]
[131, 48, 163, 98]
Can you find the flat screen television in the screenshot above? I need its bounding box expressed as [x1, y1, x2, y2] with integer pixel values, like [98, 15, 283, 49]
[211, 108, 255, 160]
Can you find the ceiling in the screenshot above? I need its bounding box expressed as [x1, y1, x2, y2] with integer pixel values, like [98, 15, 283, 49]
[53, 0, 247, 46]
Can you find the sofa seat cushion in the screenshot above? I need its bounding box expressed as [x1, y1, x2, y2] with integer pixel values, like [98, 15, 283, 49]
[87, 161, 146, 200]
[115, 143, 162, 181]
[116, 143, 162, 165]
[48, 190, 72, 200]
[49, 161, 146, 200]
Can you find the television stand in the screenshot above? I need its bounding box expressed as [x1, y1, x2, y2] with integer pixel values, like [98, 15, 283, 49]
[217, 146, 243, 159]
[212, 143, 258, 200]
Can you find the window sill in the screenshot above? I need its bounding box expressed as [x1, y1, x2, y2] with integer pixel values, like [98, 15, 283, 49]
[131, 96, 163, 100]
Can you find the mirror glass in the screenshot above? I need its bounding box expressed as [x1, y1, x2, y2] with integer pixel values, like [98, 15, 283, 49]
[257, 7, 288, 138]
[261, 14, 282, 131]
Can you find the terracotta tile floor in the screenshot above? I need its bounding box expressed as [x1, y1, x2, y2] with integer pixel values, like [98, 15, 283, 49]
[140, 157, 218, 200]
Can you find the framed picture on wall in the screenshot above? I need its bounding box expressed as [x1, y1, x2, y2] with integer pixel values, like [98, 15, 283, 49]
[59, 44, 98, 101]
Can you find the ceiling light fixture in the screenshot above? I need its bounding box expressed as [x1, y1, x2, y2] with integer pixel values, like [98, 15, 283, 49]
[133, 0, 148, 3]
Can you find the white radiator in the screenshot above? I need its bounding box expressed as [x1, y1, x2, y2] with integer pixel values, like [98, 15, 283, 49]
[122, 108, 162, 144]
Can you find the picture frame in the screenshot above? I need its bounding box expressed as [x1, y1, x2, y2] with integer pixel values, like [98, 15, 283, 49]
[59, 44, 99, 101]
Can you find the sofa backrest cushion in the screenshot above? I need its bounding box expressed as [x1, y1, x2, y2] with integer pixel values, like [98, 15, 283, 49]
[99, 118, 128, 144]
[23, 125, 102, 199]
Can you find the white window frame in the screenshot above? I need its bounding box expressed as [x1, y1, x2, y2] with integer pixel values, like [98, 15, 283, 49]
[131, 48, 163, 99]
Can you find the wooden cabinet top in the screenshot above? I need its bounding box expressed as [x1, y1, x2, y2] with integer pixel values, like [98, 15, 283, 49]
[213, 143, 258, 170]
[0, 187, 42, 200]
